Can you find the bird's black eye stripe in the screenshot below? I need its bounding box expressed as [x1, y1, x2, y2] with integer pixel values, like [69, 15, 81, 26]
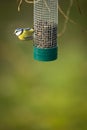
[15, 30, 18, 33]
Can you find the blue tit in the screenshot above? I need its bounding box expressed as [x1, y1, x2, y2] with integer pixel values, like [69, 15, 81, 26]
[14, 28, 34, 41]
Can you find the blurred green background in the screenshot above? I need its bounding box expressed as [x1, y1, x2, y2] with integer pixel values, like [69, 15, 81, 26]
[0, 0, 87, 130]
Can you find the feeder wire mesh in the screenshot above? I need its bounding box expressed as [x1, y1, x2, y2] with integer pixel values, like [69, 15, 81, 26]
[34, 0, 58, 48]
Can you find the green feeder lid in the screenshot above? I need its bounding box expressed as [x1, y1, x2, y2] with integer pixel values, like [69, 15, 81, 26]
[33, 46, 58, 62]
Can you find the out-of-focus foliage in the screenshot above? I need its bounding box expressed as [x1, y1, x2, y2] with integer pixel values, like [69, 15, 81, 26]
[0, 0, 87, 130]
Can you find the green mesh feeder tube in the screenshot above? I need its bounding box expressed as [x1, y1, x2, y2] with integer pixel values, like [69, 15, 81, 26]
[33, 0, 58, 61]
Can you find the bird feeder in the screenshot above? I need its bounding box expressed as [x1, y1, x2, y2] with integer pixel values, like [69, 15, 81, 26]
[33, 0, 58, 61]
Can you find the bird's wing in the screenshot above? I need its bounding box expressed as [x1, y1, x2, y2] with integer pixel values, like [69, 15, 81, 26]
[24, 35, 33, 40]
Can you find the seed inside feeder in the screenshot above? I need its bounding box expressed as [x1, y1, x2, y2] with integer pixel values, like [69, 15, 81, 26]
[34, 21, 57, 48]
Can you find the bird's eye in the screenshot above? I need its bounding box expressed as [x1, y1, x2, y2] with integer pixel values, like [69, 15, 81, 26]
[14, 30, 17, 33]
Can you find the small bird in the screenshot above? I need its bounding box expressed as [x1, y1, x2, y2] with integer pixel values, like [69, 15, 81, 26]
[14, 28, 34, 41]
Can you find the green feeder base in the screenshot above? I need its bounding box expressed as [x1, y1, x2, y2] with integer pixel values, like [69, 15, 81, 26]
[33, 47, 58, 61]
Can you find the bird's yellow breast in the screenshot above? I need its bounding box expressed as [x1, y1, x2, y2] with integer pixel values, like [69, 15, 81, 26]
[18, 29, 34, 40]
